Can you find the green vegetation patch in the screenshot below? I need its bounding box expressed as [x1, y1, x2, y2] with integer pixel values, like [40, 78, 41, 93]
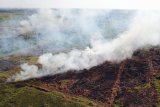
[154, 78, 160, 106]
[0, 12, 24, 21]
[0, 67, 21, 82]
[126, 83, 151, 93]
[9, 55, 38, 65]
[0, 83, 100, 107]
[114, 99, 123, 107]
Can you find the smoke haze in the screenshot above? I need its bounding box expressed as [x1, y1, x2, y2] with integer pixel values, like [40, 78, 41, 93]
[5, 9, 160, 81]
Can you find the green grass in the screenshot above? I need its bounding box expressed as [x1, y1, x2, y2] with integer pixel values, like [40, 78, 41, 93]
[114, 98, 123, 107]
[0, 55, 39, 82]
[71, 96, 97, 107]
[0, 83, 98, 107]
[0, 67, 21, 82]
[9, 55, 38, 65]
[0, 13, 11, 20]
[154, 78, 160, 106]
[0, 12, 24, 21]
[126, 83, 151, 93]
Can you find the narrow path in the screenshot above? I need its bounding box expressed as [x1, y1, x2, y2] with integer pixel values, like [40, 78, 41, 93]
[147, 55, 155, 83]
[107, 61, 126, 107]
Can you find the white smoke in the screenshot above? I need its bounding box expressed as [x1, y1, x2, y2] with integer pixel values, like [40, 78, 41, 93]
[2, 9, 130, 56]
[9, 63, 39, 81]
[7, 10, 160, 82]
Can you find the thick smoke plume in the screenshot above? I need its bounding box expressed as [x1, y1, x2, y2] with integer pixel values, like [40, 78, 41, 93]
[0, 9, 130, 56]
[7, 10, 160, 82]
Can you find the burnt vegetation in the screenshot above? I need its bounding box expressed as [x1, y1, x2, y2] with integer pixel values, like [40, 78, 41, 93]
[1, 48, 160, 107]
[34, 48, 160, 106]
